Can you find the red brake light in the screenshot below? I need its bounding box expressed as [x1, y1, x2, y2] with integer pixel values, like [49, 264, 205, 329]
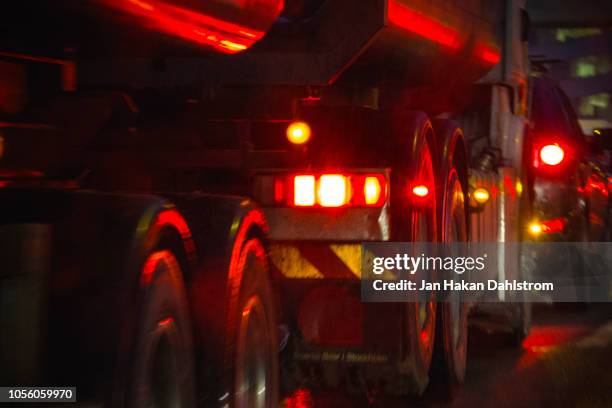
[408, 181, 435, 207]
[364, 176, 383, 205]
[539, 144, 565, 166]
[294, 175, 315, 206]
[318, 175, 349, 207]
[412, 185, 429, 198]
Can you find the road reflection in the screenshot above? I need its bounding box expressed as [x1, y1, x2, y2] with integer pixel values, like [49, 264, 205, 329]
[282, 305, 612, 408]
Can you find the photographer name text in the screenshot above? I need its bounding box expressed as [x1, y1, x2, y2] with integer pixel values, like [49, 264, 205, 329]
[372, 279, 554, 292]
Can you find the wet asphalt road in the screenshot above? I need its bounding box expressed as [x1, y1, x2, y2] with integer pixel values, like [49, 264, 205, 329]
[283, 304, 612, 408]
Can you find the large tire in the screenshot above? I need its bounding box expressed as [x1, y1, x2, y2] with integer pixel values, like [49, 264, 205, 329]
[511, 135, 534, 345]
[389, 112, 438, 395]
[232, 238, 279, 408]
[509, 296, 532, 346]
[511, 176, 532, 346]
[434, 167, 469, 396]
[128, 250, 196, 408]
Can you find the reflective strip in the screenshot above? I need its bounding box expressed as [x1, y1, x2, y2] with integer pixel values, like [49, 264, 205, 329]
[269, 244, 324, 279]
[329, 244, 363, 279]
[270, 243, 365, 279]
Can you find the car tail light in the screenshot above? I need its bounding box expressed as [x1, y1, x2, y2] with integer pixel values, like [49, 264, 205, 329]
[273, 172, 388, 208]
[540, 144, 565, 166]
[534, 143, 568, 168]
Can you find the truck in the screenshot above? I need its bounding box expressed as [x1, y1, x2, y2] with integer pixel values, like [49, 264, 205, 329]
[0, 0, 531, 406]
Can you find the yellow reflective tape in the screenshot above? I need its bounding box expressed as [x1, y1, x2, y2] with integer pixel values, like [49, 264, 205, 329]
[269, 244, 323, 279]
[329, 244, 363, 278]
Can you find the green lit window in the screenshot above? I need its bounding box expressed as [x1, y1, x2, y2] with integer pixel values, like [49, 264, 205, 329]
[571, 56, 612, 78]
[556, 28, 602, 42]
[579, 93, 610, 117]
[576, 62, 596, 78]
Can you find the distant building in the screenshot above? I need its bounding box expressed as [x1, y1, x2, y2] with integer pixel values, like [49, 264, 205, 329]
[528, 0, 612, 134]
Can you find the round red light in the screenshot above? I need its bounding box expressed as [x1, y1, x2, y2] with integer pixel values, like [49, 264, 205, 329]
[412, 185, 429, 198]
[540, 144, 565, 166]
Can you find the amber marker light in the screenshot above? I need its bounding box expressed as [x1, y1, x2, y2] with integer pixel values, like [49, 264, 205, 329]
[473, 187, 490, 205]
[528, 222, 543, 236]
[286, 121, 312, 145]
[516, 180, 523, 196]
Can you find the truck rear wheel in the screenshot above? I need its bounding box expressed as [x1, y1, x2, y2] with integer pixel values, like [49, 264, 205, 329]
[389, 112, 437, 395]
[129, 250, 196, 408]
[233, 238, 279, 408]
[511, 135, 534, 345]
[405, 230, 438, 395]
[434, 166, 469, 396]
[406, 139, 437, 394]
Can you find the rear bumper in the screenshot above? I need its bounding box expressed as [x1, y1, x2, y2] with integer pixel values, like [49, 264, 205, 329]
[263, 205, 390, 242]
[263, 205, 415, 390]
[278, 278, 411, 392]
[270, 242, 412, 387]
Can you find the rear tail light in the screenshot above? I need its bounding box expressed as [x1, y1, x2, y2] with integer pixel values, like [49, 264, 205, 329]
[317, 174, 349, 207]
[274, 172, 388, 208]
[364, 176, 383, 205]
[533, 142, 568, 168]
[294, 175, 316, 206]
[539, 144, 565, 166]
[411, 185, 429, 198]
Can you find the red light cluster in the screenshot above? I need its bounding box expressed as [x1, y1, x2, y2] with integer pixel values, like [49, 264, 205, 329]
[273, 173, 388, 208]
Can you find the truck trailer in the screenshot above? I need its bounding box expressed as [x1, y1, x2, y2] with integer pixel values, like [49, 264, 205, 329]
[0, 0, 531, 406]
